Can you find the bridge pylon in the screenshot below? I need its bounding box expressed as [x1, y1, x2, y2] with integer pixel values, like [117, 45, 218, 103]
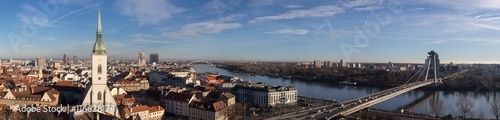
[424, 50, 441, 86]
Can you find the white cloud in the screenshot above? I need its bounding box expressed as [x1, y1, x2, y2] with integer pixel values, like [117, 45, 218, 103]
[115, 0, 186, 26]
[416, 0, 500, 10]
[353, 6, 383, 11]
[470, 23, 500, 31]
[165, 22, 241, 37]
[130, 34, 171, 44]
[218, 14, 245, 22]
[133, 39, 172, 44]
[285, 5, 303, 9]
[428, 38, 500, 45]
[266, 29, 308, 35]
[250, 5, 344, 23]
[341, 0, 379, 8]
[406, 8, 426, 11]
[248, 0, 280, 7]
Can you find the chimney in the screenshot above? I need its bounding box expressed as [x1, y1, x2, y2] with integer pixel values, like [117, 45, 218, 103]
[130, 108, 133, 113]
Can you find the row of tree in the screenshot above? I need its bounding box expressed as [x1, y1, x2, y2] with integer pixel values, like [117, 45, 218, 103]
[430, 96, 500, 120]
[218, 62, 424, 84]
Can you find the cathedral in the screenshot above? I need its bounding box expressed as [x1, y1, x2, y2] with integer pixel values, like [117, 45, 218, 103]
[80, 10, 119, 119]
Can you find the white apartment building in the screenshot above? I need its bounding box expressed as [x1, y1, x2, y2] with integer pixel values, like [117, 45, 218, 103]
[232, 84, 298, 107]
[164, 92, 195, 117]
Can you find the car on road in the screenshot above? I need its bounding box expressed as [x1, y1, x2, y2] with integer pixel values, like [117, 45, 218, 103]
[310, 115, 315, 118]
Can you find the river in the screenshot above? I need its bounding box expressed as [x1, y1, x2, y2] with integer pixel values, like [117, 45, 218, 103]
[193, 65, 500, 118]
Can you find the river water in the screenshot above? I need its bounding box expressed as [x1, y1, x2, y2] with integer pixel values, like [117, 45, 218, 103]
[193, 65, 500, 118]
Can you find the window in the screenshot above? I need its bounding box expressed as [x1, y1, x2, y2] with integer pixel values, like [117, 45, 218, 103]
[98, 91, 102, 100]
[98, 64, 102, 74]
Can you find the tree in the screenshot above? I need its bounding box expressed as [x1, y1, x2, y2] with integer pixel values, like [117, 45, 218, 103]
[491, 98, 500, 120]
[223, 103, 244, 119]
[430, 100, 443, 117]
[456, 96, 474, 119]
[479, 110, 485, 120]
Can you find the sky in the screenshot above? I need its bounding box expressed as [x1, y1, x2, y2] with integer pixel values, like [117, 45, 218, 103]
[1, 0, 500, 64]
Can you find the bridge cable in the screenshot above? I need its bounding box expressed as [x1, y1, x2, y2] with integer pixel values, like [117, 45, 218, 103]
[403, 65, 424, 85]
[417, 58, 433, 82]
[403, 58, 432, 85]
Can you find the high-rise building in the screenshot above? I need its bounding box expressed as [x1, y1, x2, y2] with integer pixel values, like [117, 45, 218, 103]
[313, 60, 322, 68]
[138, 52, 146, 65]
[340, 59, 347, 67]
[73, 55, 78, 65]
[81, 10, 119, 118]
[63, 54, 68, 65]
[37, 57, 46, 68]
[324, 61, 332, 67]
[150, 53, 159, 64]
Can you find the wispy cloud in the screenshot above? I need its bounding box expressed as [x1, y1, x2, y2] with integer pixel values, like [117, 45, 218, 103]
[248, 0, 281, 7]
[115, 0, 186, 26]
[428, 38, 500, 45]
[416, 0, 500, 10]
[249, 5, 344, 23]
[406, 8, 426, 11]
[266, 29, 308, 35]
[130, 34, 171, 44]
[341, 0, 379, 9]
[164, 22, 241, 37]
[353, 6, 383, 11]
[218, 14, 245, 22]
[470, 23, 500, 31]
[285, 5, 303, 9]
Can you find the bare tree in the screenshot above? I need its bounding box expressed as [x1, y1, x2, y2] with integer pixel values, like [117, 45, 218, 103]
[223, 103, 244, 119]
[456, 96, 474, 119]
[491, 98, 500, 120]
[430, 100, 443, 117]
[479, 110, 485, 120]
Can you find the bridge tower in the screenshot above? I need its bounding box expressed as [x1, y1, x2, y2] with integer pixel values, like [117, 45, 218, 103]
[424, 50, 441, 86]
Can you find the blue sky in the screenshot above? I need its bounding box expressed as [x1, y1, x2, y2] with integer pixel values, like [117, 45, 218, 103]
[1, 0, 500, 63]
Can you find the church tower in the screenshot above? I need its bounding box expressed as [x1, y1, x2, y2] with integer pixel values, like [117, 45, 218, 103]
[81, 10, 119, 118]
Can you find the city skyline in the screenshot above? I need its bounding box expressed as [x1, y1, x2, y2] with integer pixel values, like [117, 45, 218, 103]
[2, 0, 500, 63]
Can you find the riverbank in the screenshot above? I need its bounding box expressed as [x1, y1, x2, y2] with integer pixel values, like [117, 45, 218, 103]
[216, 65, 498, 91]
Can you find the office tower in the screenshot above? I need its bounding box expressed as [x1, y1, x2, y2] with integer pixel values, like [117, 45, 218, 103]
[63, 54, 68, 65]
[81, 10, 119, 118]
[37, 57, 46, 68]
[340, 59, 347, 67]
[138, 52, 146, 65]
[150, 53, 159, 64]
[73, 55, 78, 65]
[313, 60, 322, 68]
[324, 61, 332, 67]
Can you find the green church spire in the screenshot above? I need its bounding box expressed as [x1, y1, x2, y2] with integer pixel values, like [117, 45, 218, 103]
[93, 10, 106, 55]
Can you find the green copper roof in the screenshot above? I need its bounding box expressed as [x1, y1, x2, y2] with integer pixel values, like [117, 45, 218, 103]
[93, 10, 106, 55]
